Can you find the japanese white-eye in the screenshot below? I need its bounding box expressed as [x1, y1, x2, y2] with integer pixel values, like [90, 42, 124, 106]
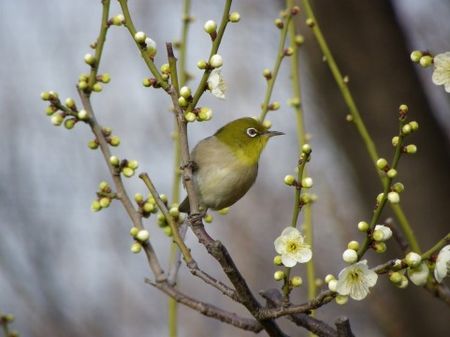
[179, 117, 283, 213]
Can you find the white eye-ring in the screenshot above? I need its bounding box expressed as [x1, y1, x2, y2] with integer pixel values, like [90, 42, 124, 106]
[246, 127, 258, 137]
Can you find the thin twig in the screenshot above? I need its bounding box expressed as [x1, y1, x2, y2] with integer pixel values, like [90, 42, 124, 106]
[335, 317, 355, 337]
[146, 279, 263, 332]
[384, 217, 409, 253]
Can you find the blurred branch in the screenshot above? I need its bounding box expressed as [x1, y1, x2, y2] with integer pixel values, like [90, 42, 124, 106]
[146, 279, 263, 333]
[301, 0, 421, 254]
[335, 317, 355, 337]
[384, 217, 409, 253]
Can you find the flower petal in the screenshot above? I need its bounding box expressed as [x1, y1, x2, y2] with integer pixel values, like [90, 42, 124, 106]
[408, 262, 429, 286]
[295, 247, 312, 263]
[274, 236, 286, 254]
[280, 227, 300, 237]
[281, 254, 297, 267]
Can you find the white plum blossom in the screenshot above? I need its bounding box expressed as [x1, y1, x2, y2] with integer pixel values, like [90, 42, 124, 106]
[432, 52, 450, 93]
[434, 244, 450, 283]
[207, 68, 226, 99]
[336, 260, 378, 301]
[407, 262, 429, 286]
[274, 227, 312, 267]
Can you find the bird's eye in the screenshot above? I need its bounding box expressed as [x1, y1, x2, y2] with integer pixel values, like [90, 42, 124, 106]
[246, 127, 258, 138]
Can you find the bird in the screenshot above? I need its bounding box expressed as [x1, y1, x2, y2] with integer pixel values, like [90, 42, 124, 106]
[179, 117, 284, 213]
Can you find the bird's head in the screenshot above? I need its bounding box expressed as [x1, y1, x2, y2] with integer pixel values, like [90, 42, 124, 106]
[214, 117, 284, 165]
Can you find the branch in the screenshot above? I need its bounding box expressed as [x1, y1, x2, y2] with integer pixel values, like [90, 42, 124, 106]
[335, 317, 355, 337]
[261, 289, 338, 337]
[146, 279, 263, 333]
[384, 217, 409, 253]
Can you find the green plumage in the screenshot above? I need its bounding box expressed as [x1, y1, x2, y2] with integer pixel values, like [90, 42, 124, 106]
[179, 117, 283, 213]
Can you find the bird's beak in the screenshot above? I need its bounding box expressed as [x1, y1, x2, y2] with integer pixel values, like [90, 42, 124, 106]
[265, 130, 285, 137]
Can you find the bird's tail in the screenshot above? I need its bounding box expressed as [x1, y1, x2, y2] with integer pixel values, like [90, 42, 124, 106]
[178, 197, 190, 213]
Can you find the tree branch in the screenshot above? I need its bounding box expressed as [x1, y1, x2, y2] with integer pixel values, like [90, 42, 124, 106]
[335, 317, 355, 337]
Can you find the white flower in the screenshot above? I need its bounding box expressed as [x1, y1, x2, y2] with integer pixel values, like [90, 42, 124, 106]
[432, 52, 450, 93]
[207, 68, 226, 99]
[336, 260, 378, 301]
[274, 227, 312, 267]
[373, 225, 392, 241]
[434, 244, 450, 283]
[407, 262, 429, 286]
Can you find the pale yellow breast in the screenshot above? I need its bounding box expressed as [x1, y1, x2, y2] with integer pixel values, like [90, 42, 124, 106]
[191, 137, 258, 210]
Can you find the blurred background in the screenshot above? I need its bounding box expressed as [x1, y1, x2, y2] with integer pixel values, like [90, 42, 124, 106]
[1, 0, 449, 336]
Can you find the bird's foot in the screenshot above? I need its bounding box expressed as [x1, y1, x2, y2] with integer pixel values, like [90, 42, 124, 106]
[180, 160, 198, 172]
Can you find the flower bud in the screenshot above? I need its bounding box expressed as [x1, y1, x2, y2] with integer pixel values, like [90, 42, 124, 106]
[419, 55, 433, 68]
[178, 96, 188, 107]
[262, 120, 272, 129]
[169, 207, 180, 218]
[229, 12, 241, 23]
[392, 182, 405, 193]
[273, 255, 283, 265]
[402, 124, 411, 135]
[109, 155, 120, 166]
[347, 240, 359, 251]
[129, 227, 139, 237]
[302, 144, 312, 154]
[373, 242, 387, 253]
[143, 202, 155, 213]
[198, 107, 213, 121]
[291, 276, 302, 287]
[328, 279, 337, 292]
[184, 112, 196, 122]
[274, 18, 283, 29]
[163, 226, 173, 237]
[387, 191, 400, 204]
[306, 18, 315, 27]
[91, 200, 101, 212]
[204, 213, 213, 223]
[88, 140, 98, 150]
[392, 136, 399, 146]
[179, 86, 191, 98]
[263, 68, 272, 79]
[130, 242, 142, 254]
[145, 37, 157, 57]
[160, 63, 170, 74]
[136, 229, 150, 242]
[301, 177, 313, 188]
[127, 160, 139, 170]
[77, 109, 89, 120]
[99, 197, 111, 208]
[64, 119, 76, 130]
[324, 274, 335, 283]
[122, 167, 134, 177]
[209, 54, 223, 68]
[389, 271, 403, 284]
[342, 249, 358, 263]
[274, 270, 285, 281]
[410, 50, 422, 63]
[101, 73, 111, 83]
[358, 221, 369, 232]
[197, 59, 207, 69]
[112, 14, 125, 26]
[203, 20, 217, 34]
[218, 207, 229, 215]
[409, 121, 419, 131]
[84, 53, 96, 66]
[110, 135, 121, 147]
[387, 168, 397, 178]
[51, 114, 64, 126]
[405, 144, 417, 154]
[295, 34, 305, 46]
[284, 47, 294, 56]
[142, 78, 152, 87]
[376, 158, 388, 170]
[270, 101, 280, 110]
[405, 252, 421, 267]
[65, 98, 75, 108]
[92, 82, 102, 92]
[399, 104, 409, 113]
[335, 295, 348, 305]
[134, 31, 147, 43]
[284, 175, 296, 186]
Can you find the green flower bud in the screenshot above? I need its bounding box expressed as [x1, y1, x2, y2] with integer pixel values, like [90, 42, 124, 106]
[284, 175, 296, 186]
[209, 54, 223, 68]
[376, 193, 384, 203]
[178, 96, 188, 107]
[392, 136, 399, 147]
[204, 214, 213, 223]
[91, 200, 101, 212]
[127, 160, 139, 169]
[328, 279, 337, 292]
[263, 68, 272, 80]
[402, 124, 411, 135]
[179, 86, 191, 98]
[136, 229, 150, 242]
[198, 107, 213, 121]
[134, 193, 144, 203]
[295, 34, 304, 46]
[169, 207, 180, 218]
[122, 167, 134, 177]
[101, 73, 111, 83]
[112, 14, 125, 26]
[389, 271, 403, 284]
[163, 226, 173, 237]
[229, 12, 241, 22]
[184, 112, 196, 122]
[372, 229, 384, 242]
[130, 242, 142, 254]
[306, 18, 315, 27]
[405, 144, 417, 154]
[197, 59, 207, 69]
[88, 140, 99, 150]
[99, 197, 111, 208]
[84, 53, 96, 66]
[129, 227, 139, 237]
[399, 104, 409, 114]
[358, 221, 369, 232]
[110, 135, 121, 146]
[109, 155, 120, 166]
[387, 169, 397, 178]
[142, 78, 151, 87]
[218, 207, 229, 215]
[51, 114, 64, 126]
[392, 182, 405, 193]
[409, 121, 419, 131]
[270, 101, 280, 110]
[203, 20, 217, 34]
[134, 31, 147, 43]
[410, 50, 423, 63]
[284, 47, 294, 56]
[143, 202, 155, 213]
[302, 143, 312, 154]
[45, 106, 57, 116]
[41, 91, 50, 101]
[419, 55, 433, 68]
[274, 18, 283, 29]
[92, 82, 102, 92]
[64, 119, 76, 130]
[347, 240, 359, 250]
[324, 274, 335, 283]
[274, 270, 285, 281]
[99, 181, 109, 191]
[397, 275, 409, 288]
[78, 81, 88, 90]
[291, 276, 303, 287]
[346, 114, 353, 122]
[376, 158, 388, 170]
[273, 255, 282, 265]
[160, 63, 170, 74]
[159, 194, 168, 203]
